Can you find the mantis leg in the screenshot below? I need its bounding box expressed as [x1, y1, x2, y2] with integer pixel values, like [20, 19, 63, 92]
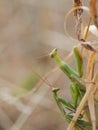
[52, 88, 91, 130]
[52, 88, 73, 121]
[70, 82, 79, 108]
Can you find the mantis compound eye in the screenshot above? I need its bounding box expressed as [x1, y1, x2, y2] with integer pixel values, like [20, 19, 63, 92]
[64, 6, 92, 41]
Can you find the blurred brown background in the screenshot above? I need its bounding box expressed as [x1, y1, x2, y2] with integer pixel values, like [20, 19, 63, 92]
[0, 0, 94, 130]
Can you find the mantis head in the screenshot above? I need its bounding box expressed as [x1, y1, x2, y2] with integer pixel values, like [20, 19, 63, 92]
[52, 87, 60, 93]
[49, 48, 58, 58]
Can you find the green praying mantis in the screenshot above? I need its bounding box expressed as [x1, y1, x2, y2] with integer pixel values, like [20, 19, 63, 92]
[49, 45, 98, 130]
[11, 1, 98, 129]
[49, 0, 98, 129]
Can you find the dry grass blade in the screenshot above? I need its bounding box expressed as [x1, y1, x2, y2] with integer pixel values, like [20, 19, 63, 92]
[89, 0, 98, 28]
[86, 50, 96, 78]
[81, 41, 98, 54]
[81, 17, 92, 59]
[73, 0, 82, 7]
[86, 51, 97, 130]
[73, 0, 83, 40]
[82, 17, 92, 40]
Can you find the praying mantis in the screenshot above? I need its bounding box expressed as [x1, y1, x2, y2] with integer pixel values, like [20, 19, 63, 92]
[49, 44, 98, 130]
[13, 0, 98, 129]
[49, 1, 98, 128]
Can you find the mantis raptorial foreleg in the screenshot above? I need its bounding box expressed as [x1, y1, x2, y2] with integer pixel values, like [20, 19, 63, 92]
[49, 46, 83, 78]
